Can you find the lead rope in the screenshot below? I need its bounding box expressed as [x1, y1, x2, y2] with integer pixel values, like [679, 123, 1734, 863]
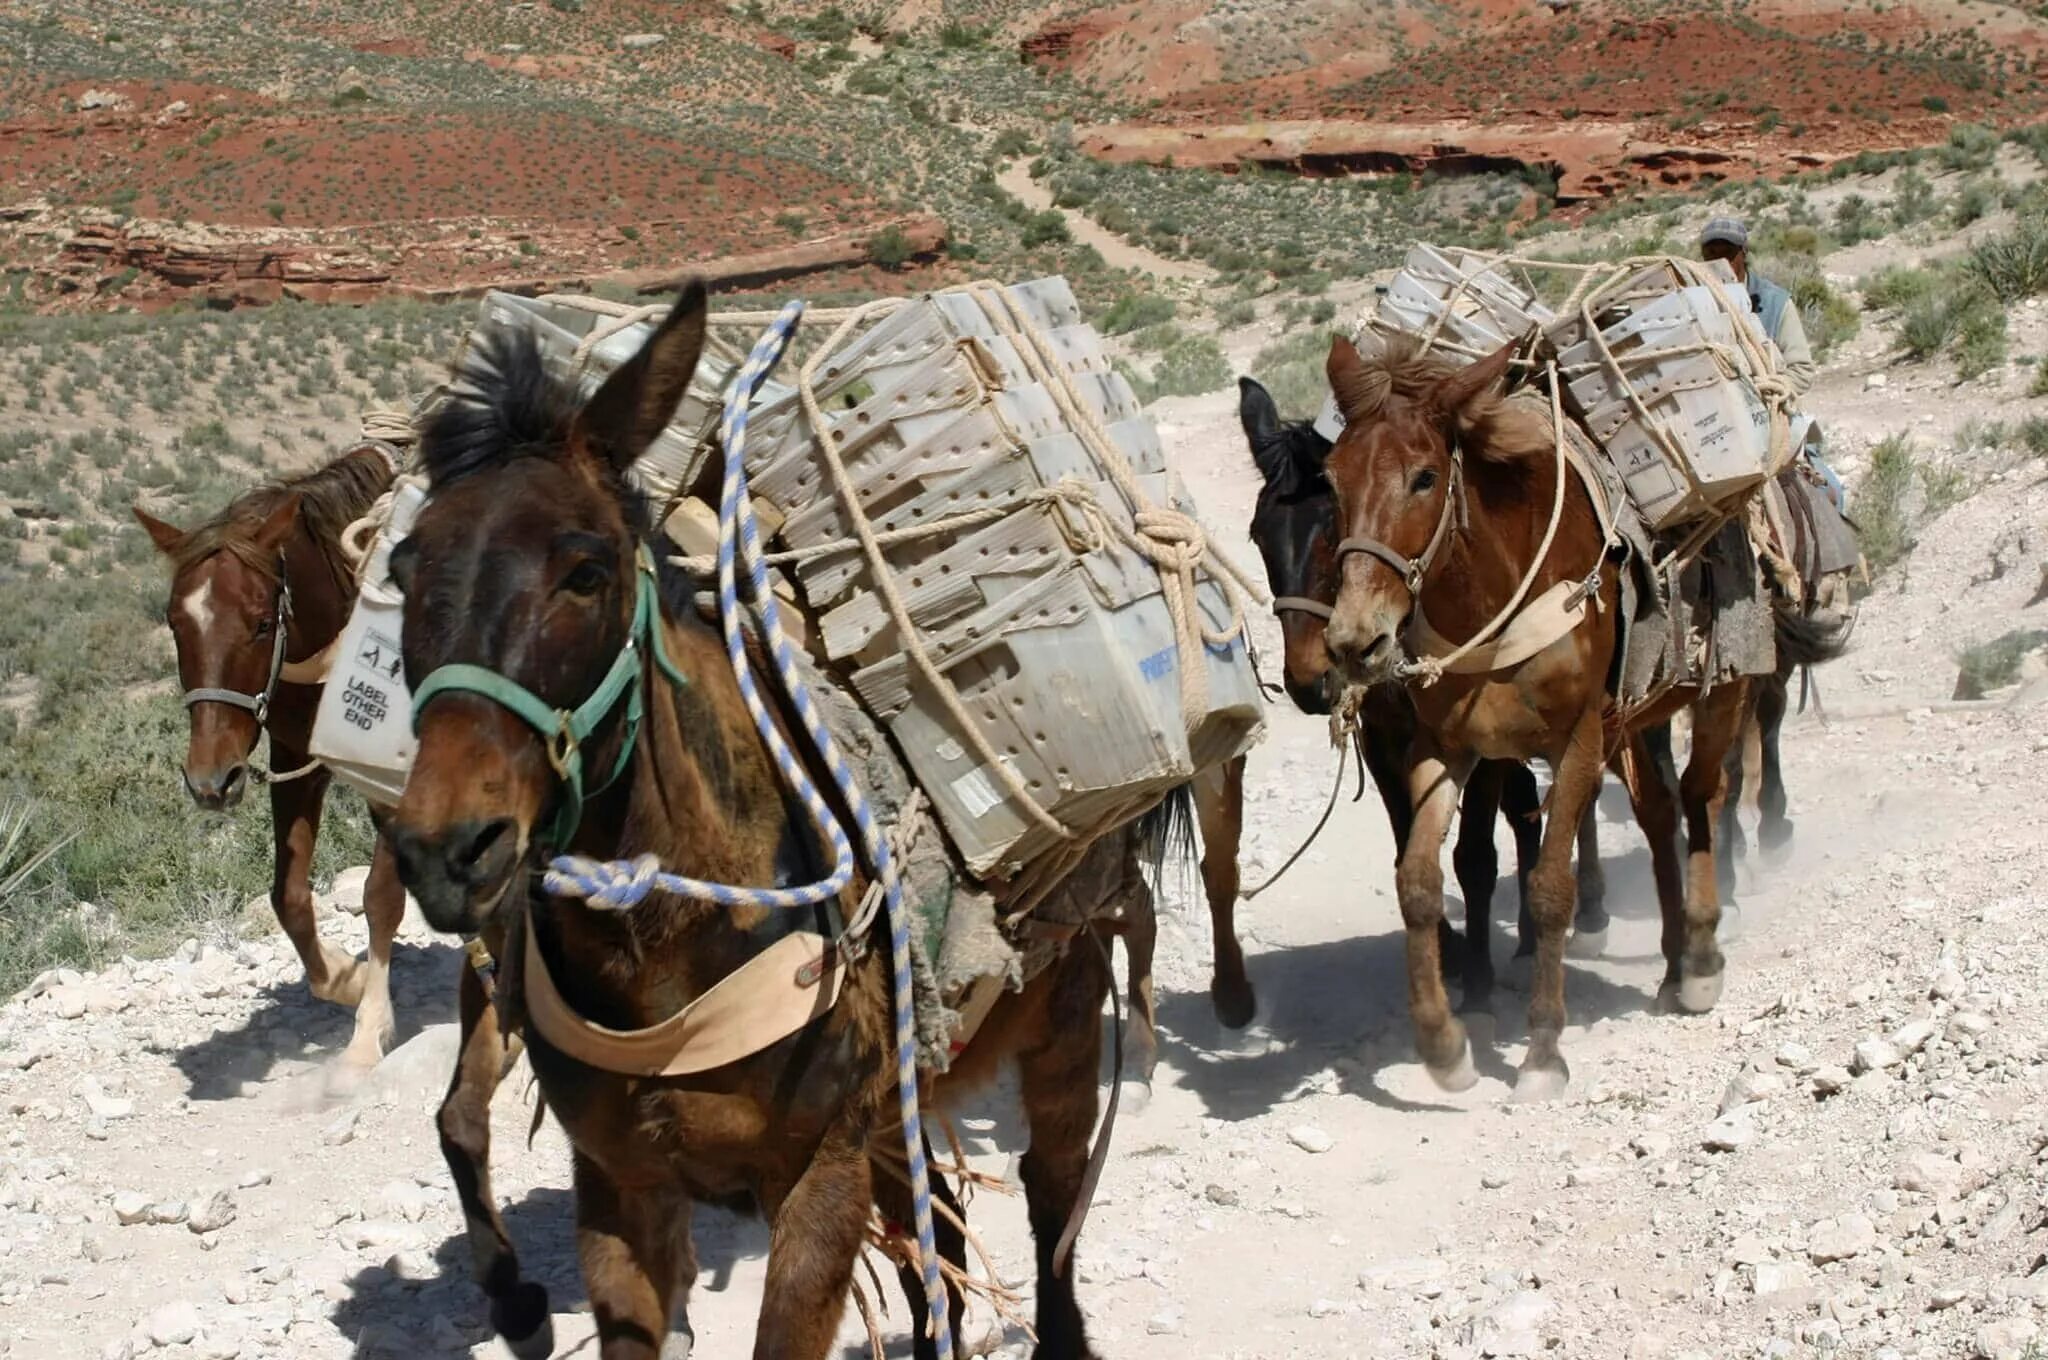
[541, 304, 954, 1360]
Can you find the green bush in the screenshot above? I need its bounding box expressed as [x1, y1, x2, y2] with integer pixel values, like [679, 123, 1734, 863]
[1953, 629, 2048, 699]
[1963, 215, 2048, 304]
[1773, 257, 1860, 359]
[868, 224, 914, 269]
[1019, 210, 1069, 248]
[1250, 329, 1336, 422]
[1127, 333, 1230, 404]
[1855, 432, 1918, 576]
[2019, 415, 2048, 458]
[1094, 292, 1177, 335]
[1862, 265, 1938, 312]
[1954, 303, 2009, 380]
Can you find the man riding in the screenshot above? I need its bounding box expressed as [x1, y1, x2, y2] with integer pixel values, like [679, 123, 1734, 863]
[1699, 215, 1843, 509]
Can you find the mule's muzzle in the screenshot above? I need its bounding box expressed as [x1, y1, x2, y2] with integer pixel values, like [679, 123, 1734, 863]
[1284, 672, 1335, 717]
[1324, 619, 1400, 686]
[183, 762, 249, 813]
[388, 817, 521, 934]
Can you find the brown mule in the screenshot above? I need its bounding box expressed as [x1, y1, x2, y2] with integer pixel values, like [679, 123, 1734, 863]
[1319, 335, 1748, 1101]
[384, 280, 1172, 1360]
[135, 449, 408, 1080]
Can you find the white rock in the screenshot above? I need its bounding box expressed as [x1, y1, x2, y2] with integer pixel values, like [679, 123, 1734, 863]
[147, 1300, 201, 1346]
[1631, 1131, 1674, 1160]
[1864, 372, 1889, 391]
[1471, 1290, 1552, 1358]
[1895, 1152, 1964, 1199]
[367, 1024, 459, 1100]
[1702, 1111, 1755, 1152]
[1931, 1285, 1970, 1311]
[327, 866, 373, 914]
[1775, 1042, 1814, 1072]
[188, 1190, 236, 1235]
[1307, 1298, 1347, 1318]
[236, 1169, 273, 1190]
[1719, 1071, 1784, 1114]
[1481, 1170, 1512, 1189]
[377, 1181, 436, 1223]
[1287, 1125, 1334, 1155]
[1854, 1039, 1903, 1074]
[1811, 1065, 1854, 1096]
[52, 988, 88, 1019]
[1889, 1019, 1938, 1056]
[1359, 1257, 1450, 1297]
[1727, 1235, 1774, 1268]
[79, 1077, 134, 1121]
[77, 89, 129, 111]
[1753, 1261, 1812, 1297]
[1977, 1318, 2040, 1360]
[1931, 969, 1965, 1001]
[321, 1110, 360, 1147]
[1950, 1011, 1993, 1040]
[111, 1191, 152, 1226]
[146, 1200, 188, 1226]
[1807, 1214, 1877, 1264]
[618, 31, 665, 47]
[1145, 1305, 1183, 1335]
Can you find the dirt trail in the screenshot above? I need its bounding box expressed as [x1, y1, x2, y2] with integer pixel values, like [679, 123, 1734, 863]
[996, 159, 1215, 285]
[6, 307, 2048, 1360]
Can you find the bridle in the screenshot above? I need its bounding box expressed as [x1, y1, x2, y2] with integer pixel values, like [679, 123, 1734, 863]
[1334, 451, 1465, 600]
[181, 556, 293, 726]
[409, 547, 688, 849]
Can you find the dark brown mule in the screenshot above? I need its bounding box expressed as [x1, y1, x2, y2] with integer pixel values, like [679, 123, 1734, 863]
[1319, 336, 1749, 1100]
[1238, 377, 1608, 1018]
[385, 281, 1163, 1360]
[134, 449, 409, 1079]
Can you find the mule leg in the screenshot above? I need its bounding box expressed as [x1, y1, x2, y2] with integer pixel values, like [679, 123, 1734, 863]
[1755, 674, 1793, 861]
[1504, 762, 1543, 959]
[1672, 682, 1746, 1015]
[1396, 740, 1477, 1091]
[335, 832, 403, 1081]
[1516, 708, 1604, 1102]
[1193, 755, 1255, 1028]
[576, 1154, 698, 1360]
[439, 955, 550, 1360]
[1451, 762, 1502, 1022]
[1117, 878, 1160, 1111]
[267, 766, 363, 1005]
[750, 1127, 873, 1360]
[1366, 714, 1465, 977]
[1015, 940, 1111, 1360]
[1617, 728, 1689, 1012]
[873, 1137, 968, 1360]
[1570, 785, 1610, 958]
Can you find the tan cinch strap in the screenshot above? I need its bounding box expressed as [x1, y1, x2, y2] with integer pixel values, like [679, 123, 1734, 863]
[522, 926, 843, 1077]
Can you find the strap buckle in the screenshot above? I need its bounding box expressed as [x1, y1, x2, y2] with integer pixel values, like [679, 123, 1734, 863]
[546, 713, 578, 779]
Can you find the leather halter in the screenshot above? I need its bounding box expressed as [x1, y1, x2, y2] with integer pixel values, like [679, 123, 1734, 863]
[1335, 454, 1464, 599]
[1270, 595, 1334, 621]
[181, 558, 293, 726]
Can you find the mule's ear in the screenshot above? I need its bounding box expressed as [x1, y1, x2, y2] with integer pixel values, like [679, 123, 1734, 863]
[251, 493, 302, 550]
[132, 505, 187, 555]
[1237, 377, 1287, 481]
[1326, 335, 1388, 426]
[575, 278, 709, 472]
[1431, 339, 1517, 421]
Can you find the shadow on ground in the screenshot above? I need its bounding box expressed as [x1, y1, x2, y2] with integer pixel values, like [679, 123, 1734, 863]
[174, 939, 463, 1101]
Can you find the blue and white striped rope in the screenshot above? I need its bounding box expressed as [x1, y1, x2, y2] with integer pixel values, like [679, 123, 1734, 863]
[542, 302, 955, 1360]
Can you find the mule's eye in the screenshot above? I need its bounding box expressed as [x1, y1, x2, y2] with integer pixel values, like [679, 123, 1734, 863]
[253, 616, 274, 637]
[1410, 469, 1439, 494]
[561, 560, 610, 598]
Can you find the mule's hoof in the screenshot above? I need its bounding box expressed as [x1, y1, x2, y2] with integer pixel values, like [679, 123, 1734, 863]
[493, 1282, 553, 1360]
[660, 1330, 695, 1360]
[1677, 971, 1724, 1014]
[1759, 832, 1794, 869]
[1425, 1031, 1479, 1094]
[1717, 904, 1744, 944]
[1511, 1061, 1571, 1103]
[1566, 926, 1609, 960]
[1459, 1008, 1497, 1053]
[1117, 1078, 1154, 1117]
[1211, 979, 1258, 1030]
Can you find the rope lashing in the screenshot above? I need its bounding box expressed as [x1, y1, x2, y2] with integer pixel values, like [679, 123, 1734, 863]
[540, 303, 957, 1360]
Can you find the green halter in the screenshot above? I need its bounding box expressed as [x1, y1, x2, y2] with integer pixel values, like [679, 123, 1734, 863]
[410, 547, 686, 848]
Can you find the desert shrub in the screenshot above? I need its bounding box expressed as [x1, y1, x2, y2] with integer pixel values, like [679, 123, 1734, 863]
[1962, 214, 2048, 303]
[868, 224, 914, 269]
[1131, 322, 1184, 354]
[1861, 265, 1938, 312]
[1855, 432, 1918, 576]
[1950, 179, 1996, 228]
[2031, 362, 2048, 398]
[2019, 415, 2048, 458]
[1940, 123, 2001, 173]
[1954, 302, 2009, 380]
[1773, 257, 1860, 359]
[1127, 333, 1230, 403]
[1215, 298, 1257, 328]
[1019, 210, 1069, 248]
[1953, 629, 2048, 698]
[1897, 277, 2002, 372]
[1094, 292, 1176, 335]
[1250, 328, 1335, 421]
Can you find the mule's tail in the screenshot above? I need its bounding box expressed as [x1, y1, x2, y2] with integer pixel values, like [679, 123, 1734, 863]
[1773, 598, 1854, 670]
[1134, 782, 1200, 902]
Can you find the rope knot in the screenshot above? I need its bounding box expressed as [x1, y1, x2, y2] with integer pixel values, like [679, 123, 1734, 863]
[543, 853, 664, 910]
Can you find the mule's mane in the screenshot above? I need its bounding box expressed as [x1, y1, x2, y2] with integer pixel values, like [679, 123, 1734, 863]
[1348, 334, 1557, 465]
[419, 324, 578, 489]
[170, 443, 391, 582]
